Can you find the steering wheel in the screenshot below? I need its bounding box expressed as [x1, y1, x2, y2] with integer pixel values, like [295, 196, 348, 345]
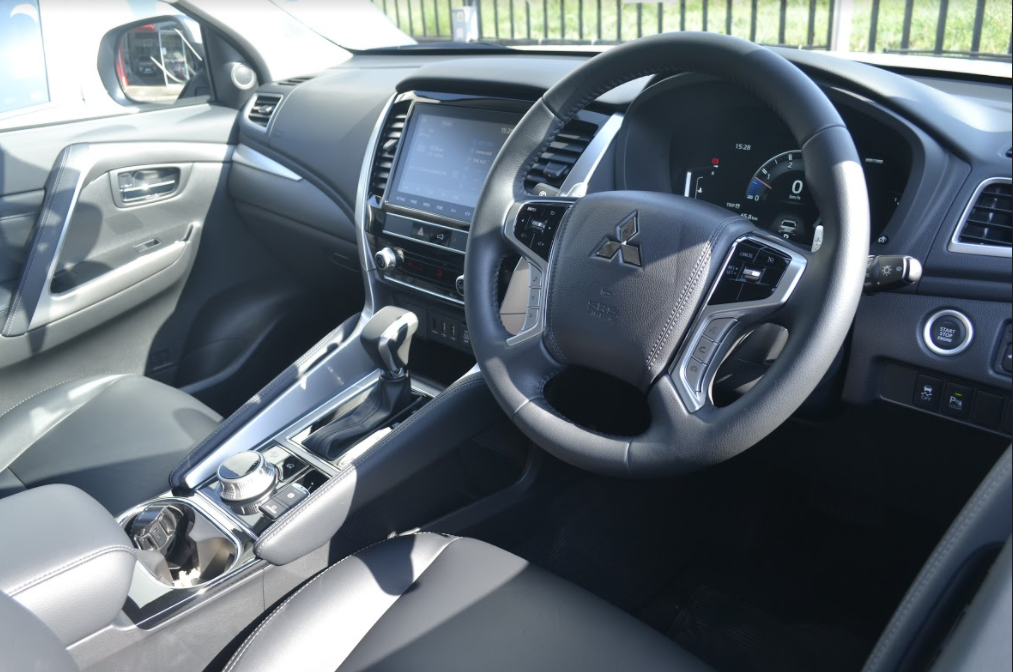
[465, 33, 869, 478]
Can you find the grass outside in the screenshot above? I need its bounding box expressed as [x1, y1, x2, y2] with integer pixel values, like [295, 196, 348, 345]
[374, 0, 1012, 58]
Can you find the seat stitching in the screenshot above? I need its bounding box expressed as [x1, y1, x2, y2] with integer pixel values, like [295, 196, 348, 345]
[0, 375, 121, 425]
[0, 375, 125, 473]
[8, 545, 134, 596]
[863, 452, 1011, 671]
[0, 211, 37, 222]
[257, 378, 486, 550]
[223, 533, 458, 672]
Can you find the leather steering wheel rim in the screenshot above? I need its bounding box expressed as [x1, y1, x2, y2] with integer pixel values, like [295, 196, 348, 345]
[465, 32, 869, 478]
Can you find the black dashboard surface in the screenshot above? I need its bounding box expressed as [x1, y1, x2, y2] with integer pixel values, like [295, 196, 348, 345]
[234, 48, 1011, 427]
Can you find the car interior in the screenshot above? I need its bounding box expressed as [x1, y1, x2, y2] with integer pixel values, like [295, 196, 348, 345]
[0, 5, 1010, 672]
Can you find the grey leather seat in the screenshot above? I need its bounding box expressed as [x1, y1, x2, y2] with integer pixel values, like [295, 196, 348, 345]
[225, 533, 714, 672]
[0, 375, 221, 514]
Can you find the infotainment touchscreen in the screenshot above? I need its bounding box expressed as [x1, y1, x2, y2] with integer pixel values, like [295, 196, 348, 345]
[385, 104, 520, 224]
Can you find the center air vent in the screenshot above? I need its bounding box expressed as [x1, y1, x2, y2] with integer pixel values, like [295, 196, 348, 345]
[525, 118, 600, 195]
[369, 101, 411, 200]
[950, 178, 1012, 257]
[246, 94, 283, 128]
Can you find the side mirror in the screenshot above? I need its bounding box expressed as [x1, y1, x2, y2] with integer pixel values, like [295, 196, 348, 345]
[98, 16, 210, 106]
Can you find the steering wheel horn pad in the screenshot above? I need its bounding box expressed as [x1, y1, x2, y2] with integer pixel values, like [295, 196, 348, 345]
[544, 192, 752, 391]
[466, 32, 869, 478]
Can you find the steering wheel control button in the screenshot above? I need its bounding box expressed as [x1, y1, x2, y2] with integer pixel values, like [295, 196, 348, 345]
[528, 287, 543, 308]
[685, 360, 708, 392]
[692, 337, 719, 365]
[913, 374, 943, 412]
[523, 307, 541, 331]
[941, 383, 974, 420]
[710, 241, 792, 305]
[514, 202, 568, 260]
[218, 451, 278, 502]
[703, 318, 736, 342]
[923, 310, 973, 356]
[1003, 345, 1013, 374]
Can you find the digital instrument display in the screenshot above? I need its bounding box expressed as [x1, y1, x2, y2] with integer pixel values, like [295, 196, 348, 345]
[386, 104, 520, 224]
[667, 106, 910, 247]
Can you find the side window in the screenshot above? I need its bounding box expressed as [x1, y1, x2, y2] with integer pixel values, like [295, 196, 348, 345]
[0, 0, 49, 115]
[0, 1, 211, 131]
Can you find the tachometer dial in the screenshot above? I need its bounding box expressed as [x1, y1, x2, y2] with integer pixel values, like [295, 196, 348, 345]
[743, 150, 820, 243]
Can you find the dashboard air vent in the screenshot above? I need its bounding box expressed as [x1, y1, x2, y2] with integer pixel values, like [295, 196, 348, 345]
[246, 94, 282, 127]
[955, 179, 1012, 251]
[525, 118, 600, 195]
[370, 101, 411, 200]
[277, 75, 315, 87]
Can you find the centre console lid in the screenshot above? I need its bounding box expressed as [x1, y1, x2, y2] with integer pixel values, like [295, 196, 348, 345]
[0, 485, 136, 645]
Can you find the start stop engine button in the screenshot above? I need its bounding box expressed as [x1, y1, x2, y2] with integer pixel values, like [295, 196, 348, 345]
[924, 310, 974, 356]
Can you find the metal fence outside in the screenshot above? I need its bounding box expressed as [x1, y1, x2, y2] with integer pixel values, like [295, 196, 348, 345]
[373, 1, 1013, 63]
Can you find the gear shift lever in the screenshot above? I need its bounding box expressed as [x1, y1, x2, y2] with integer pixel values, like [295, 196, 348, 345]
[304, 307, 419, 461]
[360, 307, 419, 379]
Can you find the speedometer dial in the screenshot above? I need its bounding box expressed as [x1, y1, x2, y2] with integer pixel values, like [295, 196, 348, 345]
[742, 151, 820, 244]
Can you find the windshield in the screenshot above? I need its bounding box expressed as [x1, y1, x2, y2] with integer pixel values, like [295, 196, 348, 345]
[275, 0, 1012, 68]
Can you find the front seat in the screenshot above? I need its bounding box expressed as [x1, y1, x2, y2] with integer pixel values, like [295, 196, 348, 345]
[224, 533, 714, 672]
[0, 375, 221, 514]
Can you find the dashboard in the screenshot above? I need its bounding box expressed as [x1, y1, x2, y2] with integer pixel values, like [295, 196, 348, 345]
[231, 49, 1011, 438]
[617, 79, 911, 248]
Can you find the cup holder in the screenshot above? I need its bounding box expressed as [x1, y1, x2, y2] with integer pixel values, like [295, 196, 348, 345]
[122, 501, 238, 589]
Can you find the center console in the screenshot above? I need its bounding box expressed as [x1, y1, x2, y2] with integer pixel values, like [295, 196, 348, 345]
[364, 92, 621, 353]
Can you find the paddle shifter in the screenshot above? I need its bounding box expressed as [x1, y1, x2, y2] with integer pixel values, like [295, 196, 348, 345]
[304, 307, 419, 460]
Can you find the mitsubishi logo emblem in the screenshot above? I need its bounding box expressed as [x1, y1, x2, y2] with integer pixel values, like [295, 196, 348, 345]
[595, 212, 642, 267]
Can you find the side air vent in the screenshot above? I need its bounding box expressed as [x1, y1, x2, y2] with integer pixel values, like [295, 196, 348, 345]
[246, 93, 283, 128]
[525, 118, 600, 195]
[277, 75, 315, 87]
[370, 101, 411, 200]
[950, 178, 1012, 257]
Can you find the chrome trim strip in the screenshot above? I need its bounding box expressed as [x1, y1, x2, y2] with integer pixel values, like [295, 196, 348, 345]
[182, 361, 379, 488]
[672, 235, 808, 413]
[559, 113, 624, 196]
[356, 95, 397, 318]
[948, 177, 1012, 259]
[233, 144, 303, 181]
[383, 274, 464, 307]
[382, 226, 467, 255]
[922, 309, 975, 357]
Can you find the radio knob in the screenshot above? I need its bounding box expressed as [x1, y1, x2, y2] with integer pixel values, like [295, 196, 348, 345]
[374, 247, 399, 270]
[455, 275, 465, 298]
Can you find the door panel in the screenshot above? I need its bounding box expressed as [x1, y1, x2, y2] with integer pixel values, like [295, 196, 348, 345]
[1, 142, 229, 339]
